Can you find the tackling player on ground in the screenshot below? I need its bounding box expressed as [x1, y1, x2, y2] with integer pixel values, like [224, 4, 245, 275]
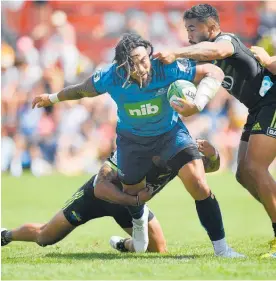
[2, 140, 242, 257]
[154, 4, 276, 258]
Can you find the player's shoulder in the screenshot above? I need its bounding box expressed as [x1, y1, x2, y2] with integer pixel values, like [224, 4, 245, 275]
[92, 63, 125, 91]
[156, 58, 195, 74]
[93, 63, 115, 82]
[215, 32, 239, 43]
[214, 32, 243, 56]
[175, 58, 196, 70]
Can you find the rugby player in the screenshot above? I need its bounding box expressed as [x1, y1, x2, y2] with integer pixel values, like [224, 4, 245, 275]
[153, 4, 276, 258]
[3, 140, 220, 255]
[32, 32, 230, 254]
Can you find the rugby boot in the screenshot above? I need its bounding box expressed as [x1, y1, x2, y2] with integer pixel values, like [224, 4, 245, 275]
[1, 228, 11, 246]
[110, 236, 129, 252]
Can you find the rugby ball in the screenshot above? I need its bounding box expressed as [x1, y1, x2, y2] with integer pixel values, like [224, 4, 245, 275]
[167, 80, 197, 107]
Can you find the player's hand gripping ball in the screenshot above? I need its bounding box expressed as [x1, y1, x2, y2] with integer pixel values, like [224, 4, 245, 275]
[167, 80, 197, 107]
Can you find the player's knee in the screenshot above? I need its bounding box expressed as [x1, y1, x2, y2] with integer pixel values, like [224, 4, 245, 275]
[236, 163, 251, 188]
[36, 233, 51, 247]
[148, 239, 167, 253]
[36, 232, 47, 247]
[36, 236, 57, 247]
[36, 227, 57, 247]
[37, 241, 48, 247]
[193, 178, 210, 200]
[155, 242, 167, 253]
[242, 160, 260, 180]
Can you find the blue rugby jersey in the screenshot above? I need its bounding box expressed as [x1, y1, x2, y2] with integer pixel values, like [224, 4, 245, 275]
[91, 58, 196, 136]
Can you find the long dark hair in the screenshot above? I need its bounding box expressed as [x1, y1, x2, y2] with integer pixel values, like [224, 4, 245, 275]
[113, 32, 153, 88]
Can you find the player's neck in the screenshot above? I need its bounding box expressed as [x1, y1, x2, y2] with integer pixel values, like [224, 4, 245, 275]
[209, 30, 222, 42]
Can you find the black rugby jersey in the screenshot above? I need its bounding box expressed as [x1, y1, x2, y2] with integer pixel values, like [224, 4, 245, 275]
[212, 33, 276, 110]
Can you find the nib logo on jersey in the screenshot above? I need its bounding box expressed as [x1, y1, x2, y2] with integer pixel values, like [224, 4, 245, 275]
[124, 98, 162, 118]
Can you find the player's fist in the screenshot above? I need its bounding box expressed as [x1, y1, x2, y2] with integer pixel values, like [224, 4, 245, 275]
[137, 187, 152, 203]
[32, 94, 52, 109]
[153, 51, 177, 64]
[250, 46, 271, 67]
[196, 139, 216, 158]
[170, 97, 199, 117]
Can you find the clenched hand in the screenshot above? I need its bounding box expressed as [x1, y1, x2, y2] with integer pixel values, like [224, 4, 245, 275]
[137, 187, 152, 203]
[153, 51, 177, 64]
[32, 94, 53, 109]
[196, 139, 216, 158]
[250, 46, 271, 67]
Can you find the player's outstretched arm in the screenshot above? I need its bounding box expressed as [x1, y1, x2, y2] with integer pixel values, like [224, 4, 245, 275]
[94, 163, 152, 206]
[251, 46, 276, 75]
[153, 40, 234, 63]
[32, 76, 99, 109]
[196, 139, 220, 173]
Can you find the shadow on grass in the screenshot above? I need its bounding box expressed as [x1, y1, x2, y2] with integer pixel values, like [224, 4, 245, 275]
[44, 252, 204, 260]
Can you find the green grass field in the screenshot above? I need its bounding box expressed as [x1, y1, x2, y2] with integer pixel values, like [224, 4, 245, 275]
[1, 172, 276, 280]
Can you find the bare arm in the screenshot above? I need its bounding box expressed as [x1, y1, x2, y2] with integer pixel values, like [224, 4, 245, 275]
[32, 76, 99, 108]
[251, 46, 276, 75]
[153, 40, 234, 63]
[268, 60, 276, 75]
[174, 41, 234, 61]
[58, 76, 99, 100]
[94, 163, 151, 206]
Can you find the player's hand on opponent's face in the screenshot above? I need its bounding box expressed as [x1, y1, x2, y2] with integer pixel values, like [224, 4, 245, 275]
[137, 187, 152, 203]
[250, 46, 271, 67]
[32, 94, 53, 109]
[153, 51, 177, 64]
[196, 139, 216, 158]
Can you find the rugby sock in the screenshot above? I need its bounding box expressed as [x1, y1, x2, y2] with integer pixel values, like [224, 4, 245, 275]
[195, 193, 225, 242]
[273, 223, 276, 237]
[127, 205, 145, 219]
[212, 238, 228, 255]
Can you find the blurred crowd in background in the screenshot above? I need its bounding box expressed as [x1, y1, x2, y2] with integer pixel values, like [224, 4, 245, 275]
[1, 0, 276, 177]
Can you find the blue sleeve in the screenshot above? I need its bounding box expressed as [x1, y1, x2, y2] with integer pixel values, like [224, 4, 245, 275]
[91, 64, 114, 94]
[167, 59, 196, 82]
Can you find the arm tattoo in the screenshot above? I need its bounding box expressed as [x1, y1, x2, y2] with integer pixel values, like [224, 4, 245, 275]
[202, 155, 220, 173]
[96, 163, 117, 185]
[94, 163, 136, 206]
[183, 45, 211, 61]
[76, 76, 98, 97]
[58, 76, 98, 101]
[177, 42, 223, 61]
